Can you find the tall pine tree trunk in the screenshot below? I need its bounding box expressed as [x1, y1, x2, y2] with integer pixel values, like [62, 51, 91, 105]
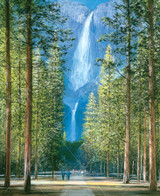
[106, 59, 111, 179]
[148, 0, 157, 191]
[5, 0, 11, 188]
[137, 120, 141, 182]
[24, 0, 32, 192]
[117, 141, 120, 178]
[90, 162, 92, 174]
[100, 160, 103, 174]
[107, 145, 109, 178]
[34, 103, 38, 180]
[137, 75, 142, 182]
[52, 156, 55, 180]
[132, 161, 134, 176]
[123, 0, 131, 184]
[143, 110, 147, 183]
[137, 37, 143, 183]
[16, 48, 22, 178]
[35, 69, 39, 180]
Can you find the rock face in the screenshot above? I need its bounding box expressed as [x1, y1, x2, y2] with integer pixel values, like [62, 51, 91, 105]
[59, 0, 117, 141]
[60, 0, 90, 24]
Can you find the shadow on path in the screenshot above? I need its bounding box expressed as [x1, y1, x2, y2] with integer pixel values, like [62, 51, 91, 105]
[0, 176, 160, 196]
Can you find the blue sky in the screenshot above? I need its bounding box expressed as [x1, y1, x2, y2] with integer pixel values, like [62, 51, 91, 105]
[64, 0, 110, 10]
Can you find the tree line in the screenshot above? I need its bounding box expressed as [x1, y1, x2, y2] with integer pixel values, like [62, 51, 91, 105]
[83, 0, 160, 191]
[0, 0, 72, 192]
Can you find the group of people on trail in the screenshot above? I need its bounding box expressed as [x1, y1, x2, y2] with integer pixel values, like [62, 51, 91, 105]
[61, 170, 71, 181]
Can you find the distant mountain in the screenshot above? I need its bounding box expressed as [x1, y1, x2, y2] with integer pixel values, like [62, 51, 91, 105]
[94, 0, 118, 25]
[59, 0, 90, 23]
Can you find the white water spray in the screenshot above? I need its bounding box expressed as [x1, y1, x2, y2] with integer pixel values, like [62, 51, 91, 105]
[71, 102, 79, 142]
[70, 12, 94, 91]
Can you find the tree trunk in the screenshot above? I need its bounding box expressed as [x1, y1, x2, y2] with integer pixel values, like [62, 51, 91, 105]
[107, 62, 111, 179]
[52, 157, 55, 180]
[137, 65, 142, 183]
[107, 144, 109, 178]
[143, 110, 147, 183]
[24, 0, 32, 192]
[17, 135, 21, 178]
[35, 69, 39, 180]
[117, 141, 120, 178]
[100, 160, 103, 174]
[137, 115, 141, 182]
[123, 0, 131, 184]
[148, 0, 157, 191]
[16, 48, 22, 178]
[5, 0, 11, 188]
[34, 107, 38, 180]
[158, 116, 160, 182]
[90, 162, 92, 174]
[132, 161, 134, 176]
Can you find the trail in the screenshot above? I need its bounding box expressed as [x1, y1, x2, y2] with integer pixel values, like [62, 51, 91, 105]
[60, 176, 95, 196]
[0, 175, 160, 195]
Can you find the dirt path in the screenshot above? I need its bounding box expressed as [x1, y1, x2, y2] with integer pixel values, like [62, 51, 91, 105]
[0, 176, 160, 196]
[59, 176, 95, 196]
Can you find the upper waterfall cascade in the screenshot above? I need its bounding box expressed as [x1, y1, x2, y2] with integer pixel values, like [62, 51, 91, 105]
[70, 12, 94, 91]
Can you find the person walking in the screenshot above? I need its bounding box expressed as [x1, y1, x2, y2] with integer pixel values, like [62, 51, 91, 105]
[61, 170, 65, 180]
[66, 170, 71, 181]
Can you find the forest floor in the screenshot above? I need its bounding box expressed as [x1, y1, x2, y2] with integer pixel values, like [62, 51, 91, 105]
[0, 175, 160, 196]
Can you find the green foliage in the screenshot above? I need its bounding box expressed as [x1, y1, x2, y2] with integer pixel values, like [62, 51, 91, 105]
[83, 46, 126, 172]
[82, 0, 160, 178]
[60, 140, 83, 170]
[0, 0, 72, 176]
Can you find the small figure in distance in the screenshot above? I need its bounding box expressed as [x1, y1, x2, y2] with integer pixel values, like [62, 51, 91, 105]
[61, 170, 65, 180]
[66, 169, 71, 181]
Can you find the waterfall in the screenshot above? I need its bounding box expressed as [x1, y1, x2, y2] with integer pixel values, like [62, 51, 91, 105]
[70, 12, 94, 91]
[71, 102, 79, 142]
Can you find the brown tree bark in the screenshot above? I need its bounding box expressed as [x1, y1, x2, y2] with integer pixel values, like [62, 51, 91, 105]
[5, 0, 11, 188]
[100, 160, 103, 174]
[148, 0, 157, 191]
[107, 145, 109, 178]
[132, 161, 135, 176]
[143, 110, 147, 183]
[117, 141, 120, 178]
[123, 0, 131, 184]
[106, 58, 111, 179]
[35, 68, 39, 180]
[24, 0, 32, 192]
[137, 30, 143, 183]
[16, 48, 22, 178]
[52, 156, 55, 180]
[137, 120, 141, 182]
[89, 162, 92, 174]
[137, 79, 142, 182]
[34, 110, 38, 180]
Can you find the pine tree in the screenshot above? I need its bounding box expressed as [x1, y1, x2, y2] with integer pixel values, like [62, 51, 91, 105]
[24, 0, 32, 192]
[99, 0, 141, 183]
[83, 92, 97, 173]
[0, 0, 72, 185]
[5, 0, 11, 188]
[97, 45, 115, 177]
[148, 0, 157, 191]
